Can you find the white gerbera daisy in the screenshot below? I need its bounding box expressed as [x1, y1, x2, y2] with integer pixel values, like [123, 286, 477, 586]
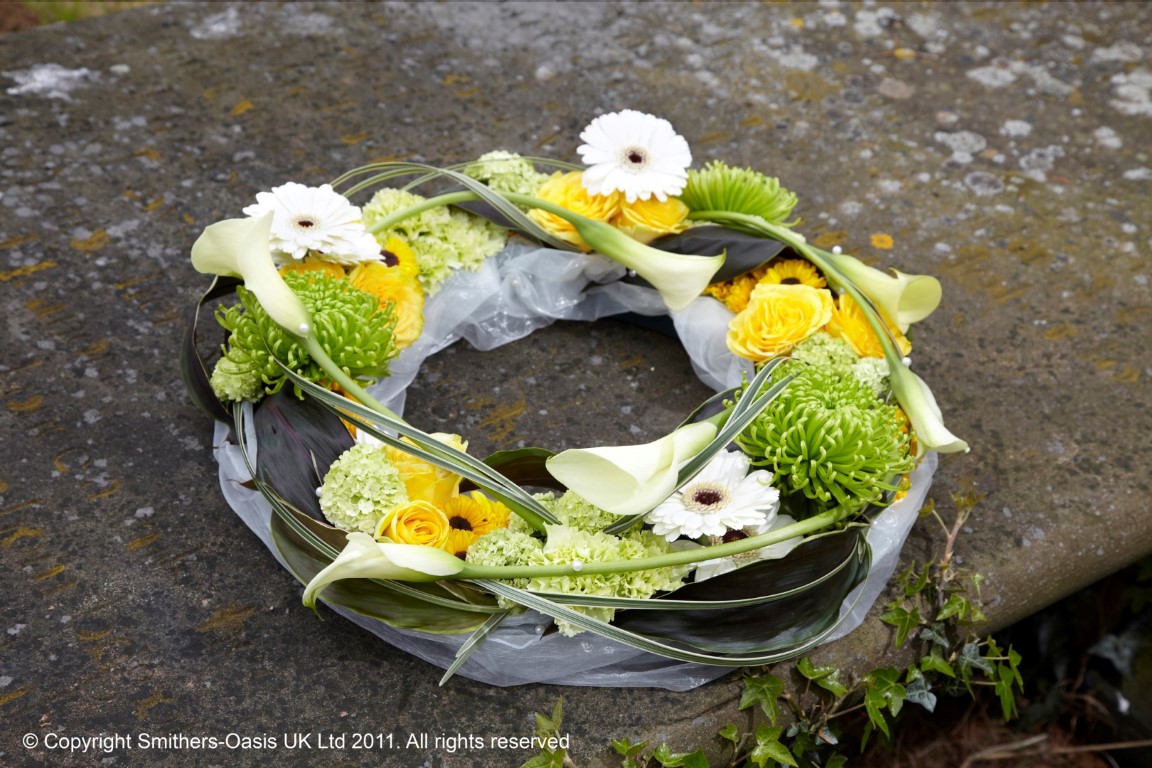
[645, 450, 779, 542]
[577, 109, 692, 203]
[242, 182, 380, 265]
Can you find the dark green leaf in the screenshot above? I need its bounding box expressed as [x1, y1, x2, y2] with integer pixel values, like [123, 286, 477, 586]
[612, 530, 869, 654]
[904, 670, 937, 713]
[936, 593, 969, 622]
[461, 447, 560, 493]
[826, 755, 848, 768]
[798, 658, 849, 698]
[750, 725, 797, 768]
[880, 605, 921, 648]
[612, 738, 648, 758]
[740, 673, 786, 724]
[180, 276, 240, 423]
[718, 725, 739, 745]
[252, 390, 354, 520]
[918, 623, 951, 649]
[901, 563, 931, 597]
[920, 650, 956, 678]
[648, 225, 791, 283]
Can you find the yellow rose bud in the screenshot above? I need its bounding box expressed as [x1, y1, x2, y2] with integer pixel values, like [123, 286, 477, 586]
[384, 434, 468, 509]
[611, 196, 690, 244]
[726, 283, 835, 363]
[348, 261, 426, 349]
[825, 293, 911, 359]
[377, 500, 450, 548]
[528, 171, 621, 251]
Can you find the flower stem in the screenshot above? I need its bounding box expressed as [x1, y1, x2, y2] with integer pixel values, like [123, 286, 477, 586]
[457, 506, 852, 580]
[365, 190, 480, 234]
[299, 334, 403, 423]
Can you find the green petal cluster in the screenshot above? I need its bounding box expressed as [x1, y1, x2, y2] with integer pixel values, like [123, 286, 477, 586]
[680, 160, 798, 226]
[738, 364, 913, 510]
[468, 521, 687, 636]
[318, 443, 409, 534]
[362, 188, 507, 294]
[210, 271, 397, 402]
[534, 490, 619, 533]
[790, 331, 891, 396]
[463, 151, 550, 197]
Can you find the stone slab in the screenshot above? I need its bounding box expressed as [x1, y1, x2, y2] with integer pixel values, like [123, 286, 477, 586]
[2, 2, 1151, 766]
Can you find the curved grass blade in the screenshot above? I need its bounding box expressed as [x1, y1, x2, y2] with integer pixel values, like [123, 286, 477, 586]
[460, 448, 562, 494]
[438, 612, 511, 686]
[611, 531, 869, 653]
[275, 366, 560, 529]
[180, 275, 241, 423]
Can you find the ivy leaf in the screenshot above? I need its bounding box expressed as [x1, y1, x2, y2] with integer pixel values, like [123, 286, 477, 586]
[904, 669, 938, 713]
[682, 751, 710, 768]
[902, 563, 931, 597]
[919, 623, 951, 649]
[797, 657, 849, 698]
[880, 605, 921, 648]
[612, 738, 647, 758]
[920, 650, 956, 678]
[718, 725, 740, 745]
[826, 756, 848, 768]
[740, 673, 786, 725]
[749, 726, 798, 768]
[865, 667, 907, 737]
[936, 593, 970, 623]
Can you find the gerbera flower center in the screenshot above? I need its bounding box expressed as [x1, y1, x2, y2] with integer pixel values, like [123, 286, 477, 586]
[622, 146, 650, 171]
[448, 515, 473, 531]
[683, 482, 731, 513]
[381, 248, 401, 268]
[292, 216, 316, 230]
[781, 277, 801, 285]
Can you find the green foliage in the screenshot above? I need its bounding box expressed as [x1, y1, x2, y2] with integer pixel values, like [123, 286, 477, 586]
[520, 699, 567, 768]
[736, 365, 914, 510]
[589, 488, 1022, 768]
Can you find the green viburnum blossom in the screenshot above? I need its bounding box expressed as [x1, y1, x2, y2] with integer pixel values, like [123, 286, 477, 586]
[463, 150, 550, 197]
[737, 364, 913, 510]
[679, 160, 799, 226]
[318, 443, 410, 534]
[536, 490, 620, 533]
[790, 332, 892, 396]
[210, 271, 397, 402]
[468, 523, 687, 636]
[361, 188, 506, 294]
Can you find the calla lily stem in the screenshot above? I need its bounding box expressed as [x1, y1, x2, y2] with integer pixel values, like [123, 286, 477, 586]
[299, 334, 403, 423]
[456, 505, 853, 580]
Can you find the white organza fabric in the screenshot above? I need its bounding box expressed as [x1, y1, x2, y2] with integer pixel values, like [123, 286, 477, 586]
[212, 241, 936, 689]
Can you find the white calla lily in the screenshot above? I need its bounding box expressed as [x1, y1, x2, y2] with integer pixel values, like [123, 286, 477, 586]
[191, 213, 311, 335]
[546, 421, 718, 517]
[302, 532, 466, 608]
[822, 250, 941, 332]
[889, 364, 969, 454]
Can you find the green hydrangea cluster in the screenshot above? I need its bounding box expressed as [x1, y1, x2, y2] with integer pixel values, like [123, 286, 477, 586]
[317, 443, 409, 534]
[533, 490, 619, 533]
[679, 160, 798, 226]
[463, 151, 549, 197]
[210, 271, 397, 402]
[467, 522, 687, 636]
[362, 188, 507, 294]
[738, 364, 913, 510]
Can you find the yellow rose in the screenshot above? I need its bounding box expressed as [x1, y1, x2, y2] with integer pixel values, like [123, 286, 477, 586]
[527, 171, 621, 251]
[727, 283, 835, 363]
[376, 500, 450, 548]
[384, 434, 468, 508]
[348, 261, 426, 349]
[611, 196, 690, 245]
[825, 293, 911, 359]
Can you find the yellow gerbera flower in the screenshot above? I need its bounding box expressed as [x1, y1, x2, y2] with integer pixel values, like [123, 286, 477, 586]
[378, 236, 420, 280]
[825, 293, 912, 359]
[441, 492, 512, 558]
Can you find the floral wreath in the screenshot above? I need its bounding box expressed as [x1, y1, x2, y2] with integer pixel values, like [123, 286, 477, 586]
[182, 110, 966, 689]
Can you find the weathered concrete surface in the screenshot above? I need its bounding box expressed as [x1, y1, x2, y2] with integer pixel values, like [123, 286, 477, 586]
[1, 2, 1150, 766]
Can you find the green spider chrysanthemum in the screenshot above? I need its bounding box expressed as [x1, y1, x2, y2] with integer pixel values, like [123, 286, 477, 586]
[210, 271, 397, 402]
[737, 364, 913, 510]
[679, 160, 799, 226]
